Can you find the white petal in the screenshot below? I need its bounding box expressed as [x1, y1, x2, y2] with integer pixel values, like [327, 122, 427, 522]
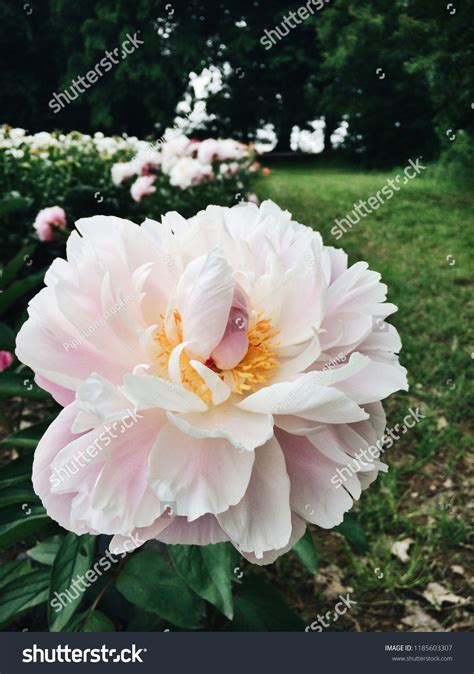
[176, 249, 235, 358]
[278, 429, 358, 528]
[218, 436, 292, 558]
[239, 513, 306, 565]
[156, 514, 229, 545]
[148, 422, 254, 521]
[167, 401, 273, 452]
[238, 376, 368, 424]
[122, 373, 207, 413]
[190, 360, 231, 405]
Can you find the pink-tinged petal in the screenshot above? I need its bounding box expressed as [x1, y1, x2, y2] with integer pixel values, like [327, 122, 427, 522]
[319, 312, 372, 354]
[109, 513, 174, 555]
[167, 401, 273, 452]
[362, 401, 387, 440]
[90, 415, 165, 532]
[334, 354, 408, 404]
[156, 514, 229, 545]
[32, 404, 86, 534]
[309, 425, 385, 478]
[239, 513, 306, 566]
[212, 306, 249, 370]
[357, 323, 402, 354]
[327, 246, 348, 283]
[16, 217, 168, 393]
[50, 409, 165, 535]
[72, 373, 137, 434]
[148, 422, 255, 521]
[273, 244, 328, 348]
[176, 250, 235, 359]
[275, 415, 326, 436]
[277, 429, 359, 529]
[212, 286, 249, 370]
[34, 374, 75, 406]
[275, 330, 321, 381]
[218, 436, 292, 558]
[326, 262, 387, 315]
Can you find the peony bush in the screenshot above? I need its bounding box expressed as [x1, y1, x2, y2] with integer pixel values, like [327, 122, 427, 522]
[112, 130, 252, 199]
[0, 126, 257, 259]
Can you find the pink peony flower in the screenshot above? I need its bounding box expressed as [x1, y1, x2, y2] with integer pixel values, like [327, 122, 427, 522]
[247, 193, 260, 205]
[33, 206, 67, 242]
[16, 201, 407, 564]
[130, 175, 156, 202]
[0, 351, 14, 371]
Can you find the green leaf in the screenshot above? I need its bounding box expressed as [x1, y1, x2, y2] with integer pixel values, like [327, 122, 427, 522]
[0, 455, 33, 488]
[0, 418, 55, 450]
[28, 535, 64, 566]
[233, 577, 304, 631]
[0, 271, 45, 317]
[48, 533, 96, 632]
[116, 549, 205, 629]
[0, 372, 50, 400]
[334, 513, 368, 552]
[293, 529, 318, 574]
[126, 607, 161, 632]
[0, 243, 37, 289]
[0, 194, 31, 221]
[0, 321, 15, 351]
[168, 543, 234, 619]
[0, 484, 38, 509]
[0, 559, 32, 590]
[0, 504, 49, 550]
[82, 610, 115, 632]
[0, 569, 50, 627]
[66, 610, 115, 632]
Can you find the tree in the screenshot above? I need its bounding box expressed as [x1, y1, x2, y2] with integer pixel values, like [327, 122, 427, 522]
[316, 0, 438, 166]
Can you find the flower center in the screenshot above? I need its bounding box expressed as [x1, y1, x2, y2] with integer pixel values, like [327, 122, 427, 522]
[155, 310, 279, 401]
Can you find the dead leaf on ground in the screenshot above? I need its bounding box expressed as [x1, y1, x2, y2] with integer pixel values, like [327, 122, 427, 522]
[437, 416, 448, 430]
[401, 600, 445, 631]
[450, 565, 465, 576]
[422, 582, 469, 609]
[391, 538, 414, 563]
[316, 564, 350, 601]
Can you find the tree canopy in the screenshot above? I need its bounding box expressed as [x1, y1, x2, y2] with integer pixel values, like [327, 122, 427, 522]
[1, 0, 472, 165]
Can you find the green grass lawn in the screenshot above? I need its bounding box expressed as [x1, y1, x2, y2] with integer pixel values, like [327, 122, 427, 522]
[255, 163, 474, 631]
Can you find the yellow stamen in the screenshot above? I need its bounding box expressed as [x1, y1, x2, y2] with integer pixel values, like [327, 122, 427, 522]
[228, 317, 279, 395]
[154, 310, 279, 402]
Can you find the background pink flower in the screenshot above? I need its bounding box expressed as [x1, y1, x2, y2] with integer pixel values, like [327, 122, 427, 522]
[130, 174, 156, 202]
[33, 206, 67, 241]
[0, 351, 14, 371]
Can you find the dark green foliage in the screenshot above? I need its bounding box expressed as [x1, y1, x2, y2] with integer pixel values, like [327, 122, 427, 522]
[1, 0, 470, 166]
